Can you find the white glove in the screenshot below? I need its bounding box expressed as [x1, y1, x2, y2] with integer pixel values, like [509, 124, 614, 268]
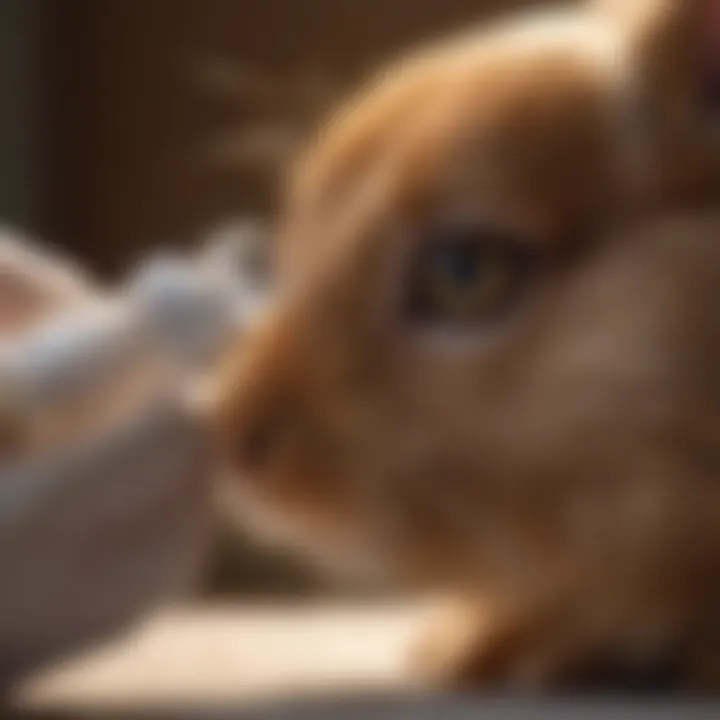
[0, 394, 213, 686]
[0, 227, 269, 686]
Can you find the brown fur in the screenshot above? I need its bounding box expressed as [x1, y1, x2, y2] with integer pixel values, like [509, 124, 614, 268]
[217, 0, 720, 692]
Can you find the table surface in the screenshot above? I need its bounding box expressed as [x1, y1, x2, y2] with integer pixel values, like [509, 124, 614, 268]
[9, 601, 720, 718]
[12, 600, 424, 709]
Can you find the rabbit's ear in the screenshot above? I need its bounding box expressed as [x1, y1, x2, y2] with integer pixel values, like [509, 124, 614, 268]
[595, 0, 720, 197]
[593, 0, 720, 154]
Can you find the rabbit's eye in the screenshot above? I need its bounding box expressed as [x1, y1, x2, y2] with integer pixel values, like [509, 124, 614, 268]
[405, 227, 536, 325]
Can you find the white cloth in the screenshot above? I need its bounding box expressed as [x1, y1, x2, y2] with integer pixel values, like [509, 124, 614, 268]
[0, 223, 270, 686]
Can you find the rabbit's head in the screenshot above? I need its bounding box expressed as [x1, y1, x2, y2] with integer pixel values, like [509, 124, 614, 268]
[217, 1, 720, 595]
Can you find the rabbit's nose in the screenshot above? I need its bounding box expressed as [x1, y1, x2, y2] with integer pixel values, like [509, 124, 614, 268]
[231, 407, 288, 475]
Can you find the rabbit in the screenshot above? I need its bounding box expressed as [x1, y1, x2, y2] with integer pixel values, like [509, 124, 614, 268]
[216, 0, 720, 693]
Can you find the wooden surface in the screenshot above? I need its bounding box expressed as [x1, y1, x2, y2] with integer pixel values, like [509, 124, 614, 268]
[9, 602, 720, 719]
[11, 600, 426, 710]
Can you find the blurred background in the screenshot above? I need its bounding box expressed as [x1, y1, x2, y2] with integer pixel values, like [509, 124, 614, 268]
[2, 0, 541, 276]
[0, 0, 542, 603]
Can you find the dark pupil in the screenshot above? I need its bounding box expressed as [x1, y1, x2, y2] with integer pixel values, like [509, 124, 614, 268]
[432, 240, 481, 283]
[404, 226, 539, 324]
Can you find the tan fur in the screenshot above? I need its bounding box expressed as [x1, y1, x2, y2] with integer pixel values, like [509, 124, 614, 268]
[218, 0, 720, 691]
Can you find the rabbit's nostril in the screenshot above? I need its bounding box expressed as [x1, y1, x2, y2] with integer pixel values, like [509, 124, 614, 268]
[234, 412, 285, 474]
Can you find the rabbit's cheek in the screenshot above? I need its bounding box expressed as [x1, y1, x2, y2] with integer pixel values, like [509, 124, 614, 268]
[222, 391, 369, 533]
[224, 439, 402, 582]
